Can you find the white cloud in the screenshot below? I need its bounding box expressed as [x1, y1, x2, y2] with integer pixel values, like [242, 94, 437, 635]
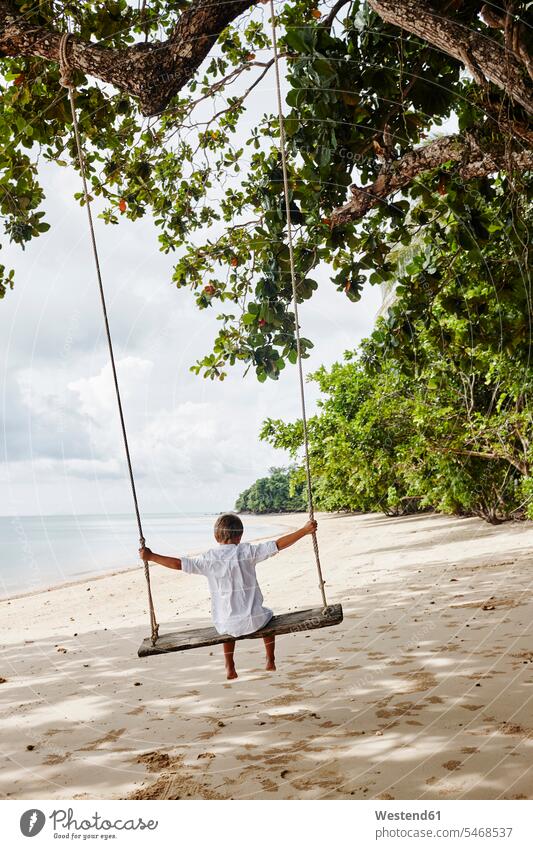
[68, 356, 154, 421]
[137, 403, 217, 477]
[1, 156, 381, 515]
[61, 458, 123, 479]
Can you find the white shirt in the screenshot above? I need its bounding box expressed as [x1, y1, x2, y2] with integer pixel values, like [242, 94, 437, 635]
[180, 540, 279, 637]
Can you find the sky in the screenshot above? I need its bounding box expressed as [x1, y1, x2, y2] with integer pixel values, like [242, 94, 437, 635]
[0, 5, 388, 518]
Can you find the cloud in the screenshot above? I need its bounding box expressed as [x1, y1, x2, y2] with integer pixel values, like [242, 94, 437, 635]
[3, 368, 91, 462]
[138, 403, 216, 476]
[61, 357, 268, 486]
[68, 356, 154, 422]
[60, 458, 124, 479]
[1, 158, 382, 515]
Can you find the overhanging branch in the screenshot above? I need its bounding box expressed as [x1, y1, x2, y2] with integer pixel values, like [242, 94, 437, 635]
[0, 0, 257, 116]
[368, 0, 533, 114]
[331, 133, 533, 225]
[1, 0, 531, 119]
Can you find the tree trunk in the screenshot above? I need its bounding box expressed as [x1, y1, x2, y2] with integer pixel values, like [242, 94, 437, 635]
[368, 0, 533, 114]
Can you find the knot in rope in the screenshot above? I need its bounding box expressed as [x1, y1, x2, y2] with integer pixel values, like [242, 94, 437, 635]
[59, 32, 75, 89]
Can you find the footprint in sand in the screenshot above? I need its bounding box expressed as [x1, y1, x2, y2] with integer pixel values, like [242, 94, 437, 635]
[43, 753, 70, 765]
[137, 751, 172, 771]
[442, 760, 462, 771]
[78, 728, 126, 751]
[498, 722, 533, 738]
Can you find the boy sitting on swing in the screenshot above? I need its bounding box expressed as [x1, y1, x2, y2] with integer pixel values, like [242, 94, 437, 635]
[139, 513, 317, 680]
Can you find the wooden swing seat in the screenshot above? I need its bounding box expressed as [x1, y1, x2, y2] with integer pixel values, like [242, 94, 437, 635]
[138, 603, 343, 657]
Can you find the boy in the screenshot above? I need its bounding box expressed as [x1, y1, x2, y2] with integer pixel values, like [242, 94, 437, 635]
[139, 513, 317, 680]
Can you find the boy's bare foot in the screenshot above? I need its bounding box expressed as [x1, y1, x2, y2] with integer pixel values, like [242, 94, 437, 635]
[223, 640, 237, 680]
[263, 636, 276, 672]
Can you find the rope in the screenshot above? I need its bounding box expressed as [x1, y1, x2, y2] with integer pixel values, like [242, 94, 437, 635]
[58, 11, 329, 622]
[59, 33, 159, 645]
[268, 2, 329, 612]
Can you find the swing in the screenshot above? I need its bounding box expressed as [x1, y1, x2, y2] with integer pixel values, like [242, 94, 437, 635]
[57, 0, 343, 657]
[138, 605, 343, 657]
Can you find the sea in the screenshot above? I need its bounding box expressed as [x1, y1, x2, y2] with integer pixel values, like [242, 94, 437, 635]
[0, 512, 288, 598]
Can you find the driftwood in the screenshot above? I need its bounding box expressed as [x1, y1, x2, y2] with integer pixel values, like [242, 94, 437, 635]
[138, 604, 343, 657]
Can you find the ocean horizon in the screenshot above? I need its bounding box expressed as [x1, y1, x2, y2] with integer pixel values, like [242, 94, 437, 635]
[0, 512, 290, 598]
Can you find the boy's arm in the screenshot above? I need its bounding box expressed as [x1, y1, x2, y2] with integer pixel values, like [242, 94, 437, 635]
[139, 546, 182, 571]
[275, 519, 317, 551]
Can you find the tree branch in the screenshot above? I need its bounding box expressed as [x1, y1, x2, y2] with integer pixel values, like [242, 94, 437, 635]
[480, 2, 533, 81]
[331, 132, 533, 225]
[3, 0, 531, 121]
[451, 447, 528, 476]
[324, 0, 352, 31]
[0, 0, 257, 116]
[368, 0, 533, 114]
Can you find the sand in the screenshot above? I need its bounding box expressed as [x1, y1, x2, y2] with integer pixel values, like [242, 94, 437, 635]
[1, 510, 532, 801]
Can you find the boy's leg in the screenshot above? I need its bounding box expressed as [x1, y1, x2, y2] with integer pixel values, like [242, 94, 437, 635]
[223, 640, 237, 679]
[263, 635, 276, 671]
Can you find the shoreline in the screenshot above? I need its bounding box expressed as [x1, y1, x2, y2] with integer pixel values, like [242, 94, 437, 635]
[2, 509, 533, 801]
[0, 513, 301, 604]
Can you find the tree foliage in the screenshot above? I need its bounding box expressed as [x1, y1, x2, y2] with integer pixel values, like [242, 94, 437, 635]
[262, 174, 533, 523]
[1, 0, 531, 382]
[235, 465, 306, 513]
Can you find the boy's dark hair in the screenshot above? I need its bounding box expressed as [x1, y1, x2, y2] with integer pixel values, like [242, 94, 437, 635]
[214, 513, 244, 544]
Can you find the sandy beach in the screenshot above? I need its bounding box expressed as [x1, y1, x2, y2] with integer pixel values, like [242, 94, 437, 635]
[1, 511, 532, 800]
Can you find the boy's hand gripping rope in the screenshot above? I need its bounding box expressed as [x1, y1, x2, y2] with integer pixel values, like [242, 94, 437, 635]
[268, 1, 329, 612]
